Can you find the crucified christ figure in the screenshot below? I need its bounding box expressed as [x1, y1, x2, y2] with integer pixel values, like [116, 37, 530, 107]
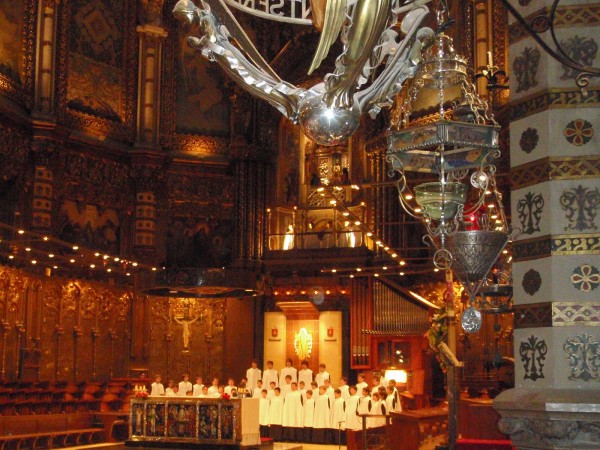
[173, 314, 200, 350]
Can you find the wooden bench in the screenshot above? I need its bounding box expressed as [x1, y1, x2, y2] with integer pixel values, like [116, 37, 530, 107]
[0, 427, 104, 450]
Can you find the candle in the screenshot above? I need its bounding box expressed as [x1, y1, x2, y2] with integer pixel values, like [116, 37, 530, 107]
[487, 51, 493, 67]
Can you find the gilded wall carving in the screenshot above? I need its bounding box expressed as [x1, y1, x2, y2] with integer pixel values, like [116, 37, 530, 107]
[148, 297, 226, 381]
[0, 265, 132, 382]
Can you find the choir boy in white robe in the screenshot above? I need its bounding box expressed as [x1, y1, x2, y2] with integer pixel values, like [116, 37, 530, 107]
[314, 363, 330, 387]
[282, 382, 304, 441]
[259, 389, 270, 438]
[224, 378, 237, 395]
[310, 381, 319, 399]
[371, 374, 382, 393]
[331, 389, 347, 445]
[298, 381, 307, 403]
[385, 385, 401, 413]
[298, 360, 313, 388]
[199, 385, 210, 397]
[355, 373, 368, 394]
[379, 370, 389, 389]
[178, 374, 193, 396]
[268, 387, 284, 441]
[246, 360, 262, 395]
[207, 378, 220, 396]
[192, 376, 204, 396]
[263, 361, 279, 388]
[267, 381, 276, 399]
[312, 385, 332, 444]
[280, 374, 293, 398]
[279, 358, 297, 386]
[356, 387, 372, 429]
[150, 375, 164, 396]
[165, 380, 176, 396]
[369, 392, 387, 428]
[253, 380, 264, 398]
[324, 378, 335, 403]
[302, 390, 315, 442]
[167, 384, 179, 397]
[338, 376, 350, 400]
[344, 385, 361, 431]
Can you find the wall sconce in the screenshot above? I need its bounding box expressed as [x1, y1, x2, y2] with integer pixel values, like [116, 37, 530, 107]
[294, 328, 313, 360]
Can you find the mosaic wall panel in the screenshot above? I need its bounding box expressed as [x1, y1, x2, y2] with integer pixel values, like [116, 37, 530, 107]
[514, 302, 552, 329]
[512, 157, 600, 190]
[510, 88, 600, 122]
[553, 302, 600, 326]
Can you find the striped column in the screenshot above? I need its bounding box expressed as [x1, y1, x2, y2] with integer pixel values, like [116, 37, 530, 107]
[494, 1, 600, 448]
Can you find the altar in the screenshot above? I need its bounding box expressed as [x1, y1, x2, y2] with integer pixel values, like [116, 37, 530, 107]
[128, 397, 260, 448]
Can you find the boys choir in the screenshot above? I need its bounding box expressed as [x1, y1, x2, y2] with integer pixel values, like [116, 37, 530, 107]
[148, 360, 402, 445]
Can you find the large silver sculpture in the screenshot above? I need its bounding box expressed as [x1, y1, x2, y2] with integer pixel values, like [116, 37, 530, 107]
[174, 0, 434, 146]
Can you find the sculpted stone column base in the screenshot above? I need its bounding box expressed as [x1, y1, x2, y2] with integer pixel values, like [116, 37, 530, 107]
[494, 388, 600, 449]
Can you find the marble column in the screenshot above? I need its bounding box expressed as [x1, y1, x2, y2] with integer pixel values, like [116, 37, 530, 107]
[494, 1, 600, 449]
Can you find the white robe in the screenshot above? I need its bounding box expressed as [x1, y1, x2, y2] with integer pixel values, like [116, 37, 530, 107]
[207, 385, 219, 396]
[224, 385, 236, 395]
[386, 391, 401, 413]
[298, 368, 313, 387]
[279, 367, 298, 386]
[246, 367, 262, 393]
[280, 382, 292, 398]
[370, 399, 387, 428]
[282, 390, 304, 428]
[313, 394, 331, 429]
[165, 387, 176, 397]
[356, 395, 372, 429]
[315, 371, 330, 387]
[339, 384, 350, 400]
[263, 368, 279, 388]
[356, 381, 368, 393]
[259, 397, 271, 426]
[150, 382, 164, 396]
[267, 388, 276, 399]
[178, 381, 193, 395]
[303, 398, 315, 427]
[268, 396, 284, 426]
[252, 387, 263, 398]
[331, 397, 346, 431]
[192, 383, 203, 397]
[325, 386, 335, 404]
[345, 394, 361, 431]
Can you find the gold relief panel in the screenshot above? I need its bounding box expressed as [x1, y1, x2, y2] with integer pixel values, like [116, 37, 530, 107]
[172, 134, 230, 158]
[0, 265, 133, 382]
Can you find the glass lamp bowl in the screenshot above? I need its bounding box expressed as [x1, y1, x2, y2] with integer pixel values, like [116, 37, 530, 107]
[414, 182, 467, 221]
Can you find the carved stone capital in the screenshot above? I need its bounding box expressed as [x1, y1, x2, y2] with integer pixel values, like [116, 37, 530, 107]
[494, 388, 600, 449]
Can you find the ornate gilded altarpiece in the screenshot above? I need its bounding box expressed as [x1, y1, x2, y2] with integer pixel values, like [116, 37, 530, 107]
[147, 296, 226, 381]
[56, 0, 138, 142]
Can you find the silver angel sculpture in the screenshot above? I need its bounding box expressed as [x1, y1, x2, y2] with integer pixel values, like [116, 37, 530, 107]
[174, 0, 434, 146]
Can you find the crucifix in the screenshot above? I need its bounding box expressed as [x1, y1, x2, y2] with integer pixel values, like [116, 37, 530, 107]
[172, 299, 203, 353]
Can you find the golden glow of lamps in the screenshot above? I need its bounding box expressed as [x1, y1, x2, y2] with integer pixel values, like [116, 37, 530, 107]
[385, 369, 408, 384]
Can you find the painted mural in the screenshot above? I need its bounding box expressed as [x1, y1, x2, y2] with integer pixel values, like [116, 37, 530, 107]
[58, 200, 120, 254]
[176, 27, 230, 135]
[166, 217, 233, 268]
[67, 0, 124, 121]
[0, 1, 25, 85]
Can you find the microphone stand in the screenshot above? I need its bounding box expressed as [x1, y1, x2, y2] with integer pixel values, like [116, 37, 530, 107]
[337, 420, 345, 450]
